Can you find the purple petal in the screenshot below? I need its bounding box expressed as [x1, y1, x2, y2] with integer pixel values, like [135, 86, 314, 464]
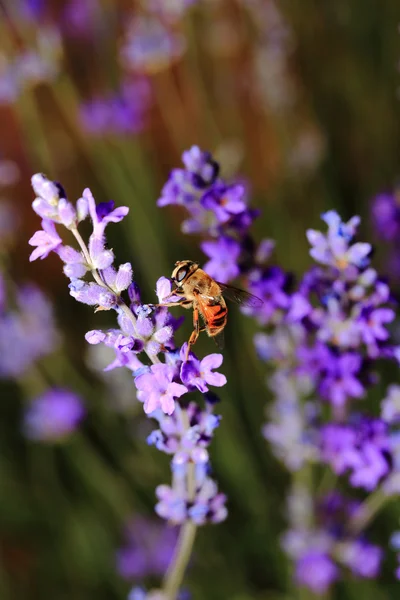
[201, 353, 223, 371]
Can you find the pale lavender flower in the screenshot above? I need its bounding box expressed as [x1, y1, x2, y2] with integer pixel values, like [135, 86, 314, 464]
[116, 517, 177, 580]
[135, 364, 188, 415]
[295, 551, 338, 594]
[381, 385, 400, 423]
[371, 191, 400, 242]
[23, 389, 85, 441]
[147, 399, 221, 458]
[156, 465, 227, 525]
[28, 219, 63, 261]
[0, 284, 59, 377]
[320, 419, 391, 491]
[121, 16, 186, 74]
[201, 236, 241, 283]
[307, 211, 371, 271]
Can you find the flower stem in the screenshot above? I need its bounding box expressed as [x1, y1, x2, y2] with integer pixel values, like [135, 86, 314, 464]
[162, 520, 197, 600]
[71, 227, 161, 365]
[349, 488, 388, 534]
[162, 408, 197, 599]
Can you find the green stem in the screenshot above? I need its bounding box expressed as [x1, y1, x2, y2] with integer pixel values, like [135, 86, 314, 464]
[161, 409, 197, 599]
[162, 521, 197, 600]
[349, 488, 388, 535]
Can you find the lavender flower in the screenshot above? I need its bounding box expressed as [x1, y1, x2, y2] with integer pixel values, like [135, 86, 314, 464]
[371, 190, 400, 242]
[79, 80, 151, 136]
[180, 347, 227, 392]
[116, 517, 177, 580]
[283, 488, 383, 594]
[29, 172, 228, 597]
[0, 282, 59, 377]
[201, 237, 241, 283]
[295, 551, 338, 594]
[120, 16, 185, 74]
[0, 27, 61, 104]
[23, 389, 85, 441]
[135, 364, 188, 415]
[160, 146, 400, 594]
[320, 419, 392, 491]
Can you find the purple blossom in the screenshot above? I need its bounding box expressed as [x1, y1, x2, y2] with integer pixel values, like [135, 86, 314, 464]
[28, 167, 229, 600]
[285, 490, 383, 593]
[320, 419, 391, 491]
[371, 191, 400, 241]
[200, 183, 247, 224]
[147, 400, 221, 458]
[318, 352, 364, 407]
[80, 80, 151, 136]
[135, 363, 188, 415]
[156, 465, 227, 525]
[0, 284, 59, 377]
[340, 541, 382, 578]
[381, 385, 400, 423]
[157, 146, 220, 211]
[69, 279, 117, 309]
[84, 188, 129, 238]
[307, 211, 371, 271]
[181, 146, 220, 189]
[116, 517, 177, 580]
[358, 306, 395, 350]
[244, 266, 290, 325]
[180, 346, 227, 392]
[29, 219, 63, 261]
[295, 551, 338, 594]
[23, 389, 85, 441]
[120, 15, 186, 74]
[201, 236, 241, 283]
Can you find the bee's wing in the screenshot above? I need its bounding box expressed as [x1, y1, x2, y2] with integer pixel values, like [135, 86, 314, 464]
[217, 283, 263, 308]
[212, 329, 225, 350]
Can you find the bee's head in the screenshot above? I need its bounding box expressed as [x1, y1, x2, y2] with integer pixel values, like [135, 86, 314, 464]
[171, 260, 199, 287]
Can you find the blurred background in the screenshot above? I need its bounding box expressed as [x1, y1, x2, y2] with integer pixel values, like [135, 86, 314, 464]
[0, 1, 399, 599]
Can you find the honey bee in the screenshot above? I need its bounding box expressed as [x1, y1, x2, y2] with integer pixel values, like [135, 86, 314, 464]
[158, 260, 263, 360]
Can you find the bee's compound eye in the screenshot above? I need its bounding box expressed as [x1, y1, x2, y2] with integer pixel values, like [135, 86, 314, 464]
[176, 267, 188, 282]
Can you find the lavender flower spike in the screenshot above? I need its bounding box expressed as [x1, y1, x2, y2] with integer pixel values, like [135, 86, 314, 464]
[29, 172, 228, 599]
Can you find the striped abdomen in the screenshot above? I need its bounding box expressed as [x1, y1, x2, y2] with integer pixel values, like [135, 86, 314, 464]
[204, 302, 228, 337]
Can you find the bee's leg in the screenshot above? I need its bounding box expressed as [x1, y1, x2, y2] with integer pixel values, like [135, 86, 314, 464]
[186, 307, 200, 360]
[153, 300, 189, 308]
